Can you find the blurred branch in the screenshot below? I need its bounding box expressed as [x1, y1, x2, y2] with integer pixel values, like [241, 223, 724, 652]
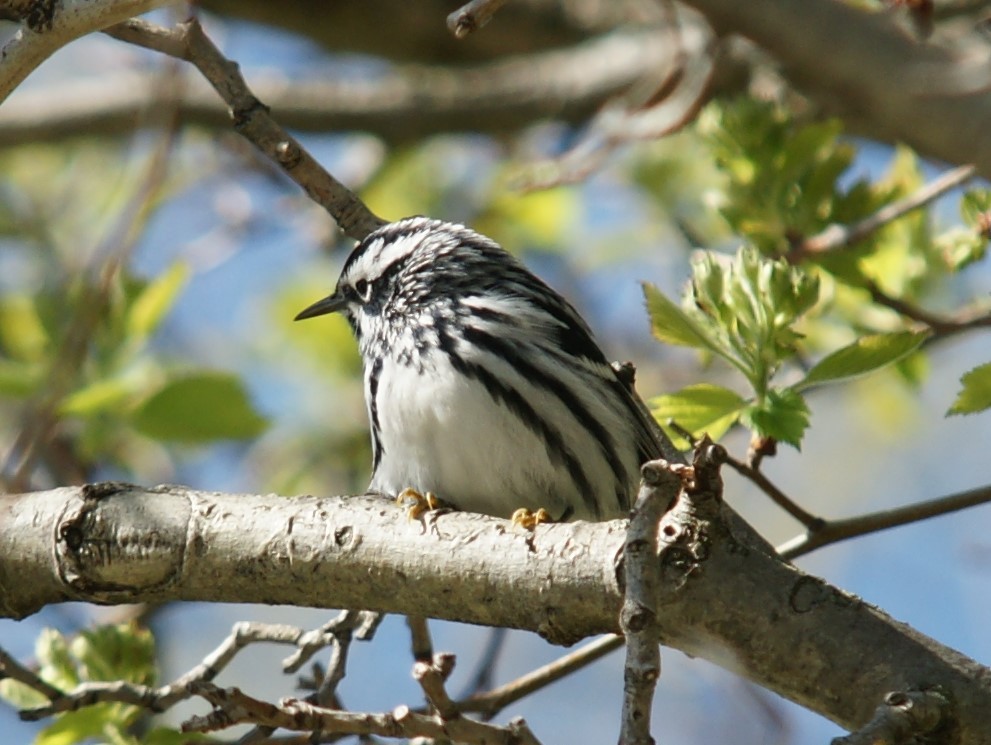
[0, 87, 180, 491]
[519, 4, 716, 190]
[679, 0, 991, 178]
[0, 27, 685, 147]
[791, 164, 977, 259]
[460, 634, 623, 718]
[865, 281, 991, 342]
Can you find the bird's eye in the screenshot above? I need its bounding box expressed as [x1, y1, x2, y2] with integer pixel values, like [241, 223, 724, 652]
[354, 279, 371, 301]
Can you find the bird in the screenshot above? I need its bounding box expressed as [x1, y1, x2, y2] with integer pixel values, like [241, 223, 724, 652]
[294, 216, 676, 522]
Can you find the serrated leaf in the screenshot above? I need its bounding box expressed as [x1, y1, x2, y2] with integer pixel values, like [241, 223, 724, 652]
[126, 262, 189, 340]
[650, 384, 747, 448]
[948, 362, 991, 415]
[643, 283, 720, 353]
[796, 331, 930, 390]
[132, 372, 268, 443]
[741, 388, 810, 448]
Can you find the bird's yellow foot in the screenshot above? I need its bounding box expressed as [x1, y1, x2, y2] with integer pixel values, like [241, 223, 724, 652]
[396, 488, 450, 520]
[511, 507, 553, 530]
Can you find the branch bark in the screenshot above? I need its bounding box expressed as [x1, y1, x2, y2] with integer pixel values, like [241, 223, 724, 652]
[2, 482, 991, 740]
[679, 0, 991, 178]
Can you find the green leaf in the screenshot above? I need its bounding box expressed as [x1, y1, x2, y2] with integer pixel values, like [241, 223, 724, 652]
[649, 384, 747, 448]
[741, 388, 811, 448]
[36, 629, 78, 690]
[0, 678, 48, 709]
[0, 294, 49, 362]
[643, 283, 720, 353]
[72, 625, 155, 685]
[948, 362, 991, 415]
[126, 262, 189, 341]
[796, 331, 930, 390]
[59, 377, 137, 416]
[132, 372, 268, 443]
[0, 358, 43, 396]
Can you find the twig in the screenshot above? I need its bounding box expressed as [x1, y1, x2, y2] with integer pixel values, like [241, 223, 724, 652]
[866, 280, 991, 340]
[619, 460, 681, 745]
[447, 0, 509, 38]
[407, 616, 433, 663]
[792, 164, 976, 258]
[183, 680, 544, 744]
[721, 451, 822, 528]
[413, 654, 458, 719]
[0, 646, 63, 700]
[13, 619, 373, 720]
[0, 0, 170, 105]
[778, 483, 991, 560]
[518, 11, 717, 191]
[104, 17, 385, 241]
[458, 627, 508, 702]
[459, 634, 623, 718]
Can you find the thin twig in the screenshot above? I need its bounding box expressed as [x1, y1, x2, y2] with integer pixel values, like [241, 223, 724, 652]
[407, 616, 434, 663]
[459, 635, 624, 718]
[778, 483, 991, 560]
[13, 620, 367, 720]
[722, 452, 822, 528]
[0, 647, 63, 700]
[793, 164, 976, 258]
[104, 17, 385, 241]
[866, 280, 991, 340]
[518, 12, 717, 191]
[184, 681, 544, 744]
[458, 627, 508, 702]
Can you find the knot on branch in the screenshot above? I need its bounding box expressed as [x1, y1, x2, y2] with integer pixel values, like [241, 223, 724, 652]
[832, 687, 953, 745]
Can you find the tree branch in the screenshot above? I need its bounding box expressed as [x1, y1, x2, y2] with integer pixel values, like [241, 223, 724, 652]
[0, 0, 173, 104]
[4, 482, 991, 738]
[679, 0, 991, 178]
[792, 164, 977, 259]
[778, 482, 991, 560]
[104, 17, 385, 241]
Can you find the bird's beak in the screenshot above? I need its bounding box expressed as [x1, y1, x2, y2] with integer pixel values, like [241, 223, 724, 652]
[294, 291, 346, 321]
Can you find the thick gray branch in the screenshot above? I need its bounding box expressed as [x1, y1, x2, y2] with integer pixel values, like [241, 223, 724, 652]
[1, 483, 990, 740]
[679, 0, 991, 178]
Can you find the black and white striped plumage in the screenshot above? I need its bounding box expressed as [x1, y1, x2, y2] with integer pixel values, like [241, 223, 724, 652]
[296, 217, 670, 521]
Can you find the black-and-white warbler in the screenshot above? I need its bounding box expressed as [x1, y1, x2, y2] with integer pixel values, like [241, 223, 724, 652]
[296, 217, 675, 521]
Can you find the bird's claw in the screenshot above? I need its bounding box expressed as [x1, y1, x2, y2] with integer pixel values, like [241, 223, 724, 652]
[511, 507, 552, 530]
[397, 488, 448, 520]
